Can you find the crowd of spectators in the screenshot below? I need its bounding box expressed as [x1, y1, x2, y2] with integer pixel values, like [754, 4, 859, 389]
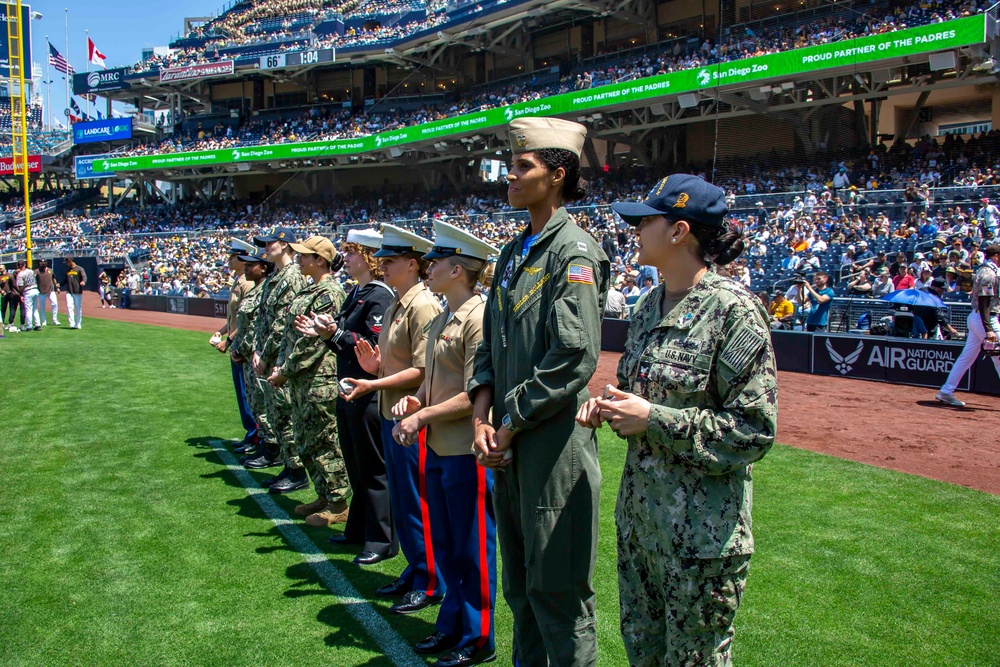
[4, 164, 996, 305]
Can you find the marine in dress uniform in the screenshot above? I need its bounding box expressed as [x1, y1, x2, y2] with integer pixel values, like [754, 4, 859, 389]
[322, 229, 397, 564]
[341, 225, 444, 611]
[393, 220, 499, 667]
[249, 227, 308, 493]
[271, 237, 352, 514]
[468, 117, 610, 667]
[597, 174, 778, 666]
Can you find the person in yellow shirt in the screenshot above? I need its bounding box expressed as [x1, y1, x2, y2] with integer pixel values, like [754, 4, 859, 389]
[769, 291, 795, 328]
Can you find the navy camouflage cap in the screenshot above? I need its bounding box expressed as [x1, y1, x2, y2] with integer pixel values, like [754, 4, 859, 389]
[253, 227, 298, 246]
[611, 174, 728, 228]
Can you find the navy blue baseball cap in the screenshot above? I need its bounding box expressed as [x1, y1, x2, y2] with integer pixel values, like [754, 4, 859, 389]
[253, 227, 297, 246]
[611, 174, 728, 228]
[236, 251, 268, 263]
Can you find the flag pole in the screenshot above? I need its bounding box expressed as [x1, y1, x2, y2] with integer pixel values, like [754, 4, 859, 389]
[64, 8, 69, 125]
[44, 35, 50, 130]
[84, 29, 89, 119]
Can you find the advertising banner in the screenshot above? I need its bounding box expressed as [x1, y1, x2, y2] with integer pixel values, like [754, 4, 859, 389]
[812, 334, 970, 390]
[73, 119, 133, 145]
[0, 4, 32, 80]
[74, 154, 116, 180]
[73, 68, 132, 95]
[0, 155, 41, 175]
[111, 15, 986, 173]
[160, 60, 235, 83]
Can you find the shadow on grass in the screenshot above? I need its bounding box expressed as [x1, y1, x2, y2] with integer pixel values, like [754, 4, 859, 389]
[186, 433, 435, 661]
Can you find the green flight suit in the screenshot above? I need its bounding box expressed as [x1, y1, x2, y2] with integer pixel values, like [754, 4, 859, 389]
[277, 275, 351, 503]
[469, 207, 610, 667]
[614, 270, 778, 667]
[254, 262, 307, 468]
[232, 282, 275, 450]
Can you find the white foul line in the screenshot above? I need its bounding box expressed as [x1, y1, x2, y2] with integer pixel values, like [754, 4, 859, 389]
[208, 439, 425, 667]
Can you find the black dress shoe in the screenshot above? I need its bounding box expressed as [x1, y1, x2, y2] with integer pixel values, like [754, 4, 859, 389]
[244, 455, 278, 469]
[233, 441, 257, 455]
[376, 577, 412, 597]
[390, 590, 444, 615]
[328, 534, 361, 545]
[353, 550, 391, 566]
[435, 646, 496, 667]
[415, 632, 461, 655]
[268, 473, 309, 494]
[261, 468, 291, 488]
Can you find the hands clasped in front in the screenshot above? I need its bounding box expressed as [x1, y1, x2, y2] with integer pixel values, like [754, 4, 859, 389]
[575, 385, 651, 437]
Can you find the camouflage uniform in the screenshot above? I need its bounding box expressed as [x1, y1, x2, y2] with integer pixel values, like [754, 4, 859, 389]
[232, 282, 274, 449]
[277, 275, 351, 503]
[254, 262, 307, 468]
[614, 269, 778, 667]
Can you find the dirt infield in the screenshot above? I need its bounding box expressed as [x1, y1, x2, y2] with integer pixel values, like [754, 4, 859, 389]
[86, 295, 1000, 495]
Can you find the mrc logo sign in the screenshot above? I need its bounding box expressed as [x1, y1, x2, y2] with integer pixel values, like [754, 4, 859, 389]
[811, 334, 969, 390]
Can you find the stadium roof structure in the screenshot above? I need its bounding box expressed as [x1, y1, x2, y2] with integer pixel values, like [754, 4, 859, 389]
[82, 12, 1000, 181]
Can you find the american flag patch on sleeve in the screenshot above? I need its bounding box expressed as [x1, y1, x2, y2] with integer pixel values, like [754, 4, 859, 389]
[568, 263, 595, 284]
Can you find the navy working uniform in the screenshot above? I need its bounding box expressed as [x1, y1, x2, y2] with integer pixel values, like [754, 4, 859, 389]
[610, 174, 779, 667]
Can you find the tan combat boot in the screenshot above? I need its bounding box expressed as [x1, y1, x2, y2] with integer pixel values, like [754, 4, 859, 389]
[294, 496, 328, 517]
[304, 500, 350, 527]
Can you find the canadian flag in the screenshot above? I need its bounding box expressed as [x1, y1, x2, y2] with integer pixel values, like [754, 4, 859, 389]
[87, 37, 106, 69]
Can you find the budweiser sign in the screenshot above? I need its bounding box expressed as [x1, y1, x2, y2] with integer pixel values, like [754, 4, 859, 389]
[159, 60, 235, 83]
[0, 155, 41, 175]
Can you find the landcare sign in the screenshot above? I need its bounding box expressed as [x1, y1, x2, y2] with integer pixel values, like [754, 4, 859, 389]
[107, 15, 987, 173]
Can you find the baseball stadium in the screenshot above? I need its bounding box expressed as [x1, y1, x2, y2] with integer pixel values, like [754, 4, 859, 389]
[2, 0, 999, 665]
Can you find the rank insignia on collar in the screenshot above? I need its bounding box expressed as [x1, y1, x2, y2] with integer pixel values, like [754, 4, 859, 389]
[679, 313, 695, 326]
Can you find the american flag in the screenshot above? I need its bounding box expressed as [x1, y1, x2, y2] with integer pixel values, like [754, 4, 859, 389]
[48, 42, 74, 75]
[568, 263, 595, 285]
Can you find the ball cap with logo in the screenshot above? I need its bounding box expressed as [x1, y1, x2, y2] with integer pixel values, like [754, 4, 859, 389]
[508, 117, 587, 157]
[253, 227, 298, 246]
[289, 235, 340, 264]
[423, 219, 499, 261]
[346, 228, 382, 250]
[374, 224, 433, 257]
[236, 250, 271, 265]
[611, 173, 728, 228]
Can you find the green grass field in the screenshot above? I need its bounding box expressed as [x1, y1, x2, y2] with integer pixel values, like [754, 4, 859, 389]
[1, 318, 997, 666]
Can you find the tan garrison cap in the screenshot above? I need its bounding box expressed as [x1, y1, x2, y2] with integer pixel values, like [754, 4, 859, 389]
[289, 236, 339, 264]
[508, 117, 587, 157]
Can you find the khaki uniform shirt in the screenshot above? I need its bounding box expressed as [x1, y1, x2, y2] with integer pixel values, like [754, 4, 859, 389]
[971, 260, 999, 315]
[223, 274, 252, 338]
[615, 270, 778, 559]
[377, 282, 442, 420]
[423, 296, 484, 457]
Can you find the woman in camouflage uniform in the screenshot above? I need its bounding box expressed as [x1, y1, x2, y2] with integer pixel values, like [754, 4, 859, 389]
[267, 236, 350, 527]
[230, 252, 275, 459]
[579, 174, 778, 667]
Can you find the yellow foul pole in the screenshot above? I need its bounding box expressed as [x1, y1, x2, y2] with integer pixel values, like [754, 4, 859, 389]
[6, 0, 31, 266]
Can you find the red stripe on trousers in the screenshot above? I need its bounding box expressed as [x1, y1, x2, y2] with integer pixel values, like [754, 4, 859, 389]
[418, 429, 438, 596]
[475, 465, 490, 647]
